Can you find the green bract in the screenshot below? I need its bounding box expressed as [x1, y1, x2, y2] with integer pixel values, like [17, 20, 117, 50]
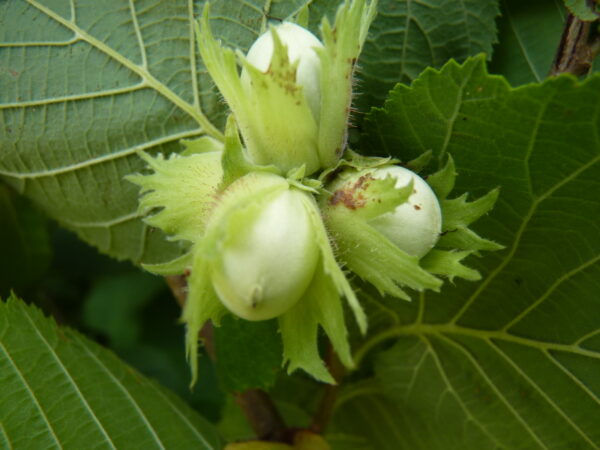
[243, 22, 324, 125]
[196, 0, 376, 175]
[128, 118, 366, 384]
[126, 146, 223, 243]
[359, 165, 442, 258]
[321, 156, 503, 300]
[127, 0, 503, 387]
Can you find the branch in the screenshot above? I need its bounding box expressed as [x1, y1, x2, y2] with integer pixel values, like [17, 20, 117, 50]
[550, 12, 600, 76]
[310, 343, 345, 434]
[234, 390, 287, 442]
[165, 275, 187, 307]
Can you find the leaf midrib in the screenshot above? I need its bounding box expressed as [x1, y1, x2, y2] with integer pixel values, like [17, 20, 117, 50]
[356, 322, 600, 363]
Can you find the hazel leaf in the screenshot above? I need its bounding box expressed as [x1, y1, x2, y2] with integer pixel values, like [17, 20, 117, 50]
[351, 56, 600, 448]
[0, 295, 223, 449]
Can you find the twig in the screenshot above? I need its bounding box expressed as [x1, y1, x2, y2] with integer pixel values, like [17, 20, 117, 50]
[164, 275, 288, 442]
[310, 343, 345, 434]
[550, 12, 600, 76]
[165, 275, 187, 307]
[234, 390, 288, 442]
[199, 321, 216, 360]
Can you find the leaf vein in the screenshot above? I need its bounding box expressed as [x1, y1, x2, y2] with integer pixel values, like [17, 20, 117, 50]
[0, 421, 13, 450]
[437, 334, 548, 449]
[0, 37, 80, 47]
[503, 254, 600, 332]
[128, 0, 148, 69]
[20, 313, 117, 449]
[0, 84, 147, 109]
[188, 0, 201, 110]
[547, 351, 600, 407]
[0, 342, 62, 450]
[451, 152, 600, 325]
[25, 0, 223, 141]
[503, 0, 541, 82]
[489, 340, 599, 448]
[0, 129, 202, 179]
[150, 384, 214, 448]
[75, 336, 166, 449]
[423, 336, 502, 446]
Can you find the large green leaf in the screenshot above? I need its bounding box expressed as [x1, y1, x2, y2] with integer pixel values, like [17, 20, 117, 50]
[0, 0, 307, 264]
[327, 380, 419, 450]
[350, 0, 500, 111]
[346, 56, 600, 448]
[0, 294, 223, 449]
[489, 0, 565, 86]
[214, 316, 282, 393]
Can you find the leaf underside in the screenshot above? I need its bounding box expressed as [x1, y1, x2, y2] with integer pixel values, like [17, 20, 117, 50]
[0, 0, 503, 264]
[0, 0, 309, 264]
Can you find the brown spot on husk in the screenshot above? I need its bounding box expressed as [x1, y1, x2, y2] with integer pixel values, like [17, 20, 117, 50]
[329, 174, 375, 210]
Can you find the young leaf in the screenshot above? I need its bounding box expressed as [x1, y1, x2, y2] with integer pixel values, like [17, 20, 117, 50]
[0, 294, 223, 449]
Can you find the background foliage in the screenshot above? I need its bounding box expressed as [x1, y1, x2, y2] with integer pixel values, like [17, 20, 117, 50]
[1, 0, 599, 449]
